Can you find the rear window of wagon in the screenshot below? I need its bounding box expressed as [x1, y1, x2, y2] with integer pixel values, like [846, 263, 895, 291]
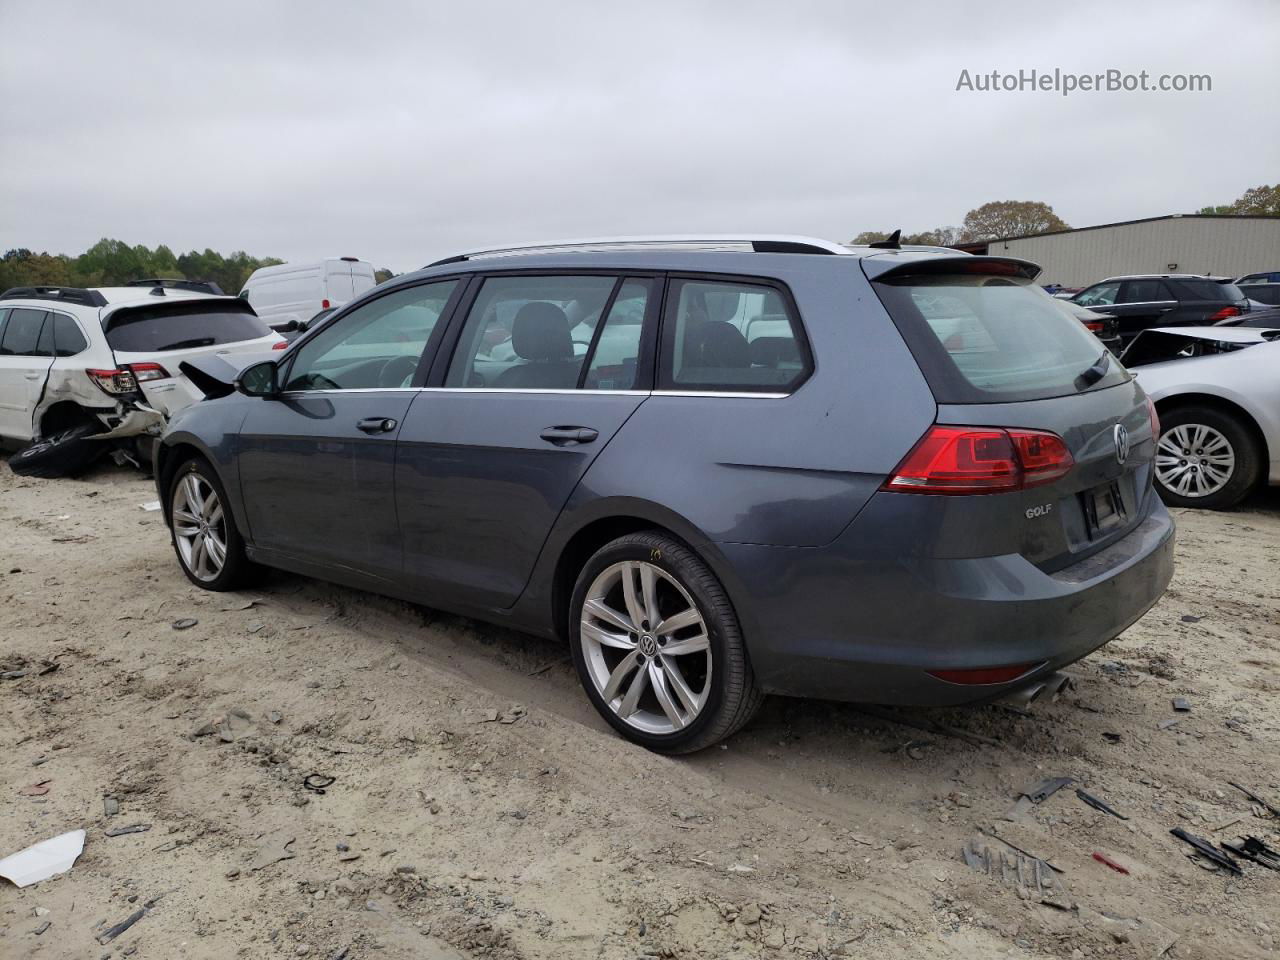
[106, 301, 272, 353]
[873, 271, 1130, 403]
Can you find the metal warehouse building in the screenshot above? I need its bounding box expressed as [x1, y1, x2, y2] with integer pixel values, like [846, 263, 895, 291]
[956, 214, 1280, 288]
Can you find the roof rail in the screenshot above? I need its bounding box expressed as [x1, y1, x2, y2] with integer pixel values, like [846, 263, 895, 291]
[124, 278, 224, 295]
[0, 285, 108, 308]
[426, 234, 853, 268]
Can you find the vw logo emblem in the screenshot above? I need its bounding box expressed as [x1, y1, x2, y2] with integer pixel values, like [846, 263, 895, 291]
[1113, 423, 1130, 465]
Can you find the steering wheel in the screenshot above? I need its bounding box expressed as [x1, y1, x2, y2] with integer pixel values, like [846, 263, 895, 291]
[380, 355, 419, 388]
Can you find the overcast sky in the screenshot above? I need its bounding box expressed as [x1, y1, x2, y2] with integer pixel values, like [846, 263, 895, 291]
[1, 0, 1276, 272]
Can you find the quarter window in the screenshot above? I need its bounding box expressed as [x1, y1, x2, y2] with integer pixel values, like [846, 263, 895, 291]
[445, 275, 617, 389]
[283, 280, 458, 391]
[661, 278, 808, 392]
[52, 315, 89, 357]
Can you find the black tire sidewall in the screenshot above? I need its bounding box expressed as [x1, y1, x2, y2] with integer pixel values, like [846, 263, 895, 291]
[568, 533, 740, 753]
[8, 422, 105, 478]
[1155, 406, 1261, 510]
[167, 457, 248, 591]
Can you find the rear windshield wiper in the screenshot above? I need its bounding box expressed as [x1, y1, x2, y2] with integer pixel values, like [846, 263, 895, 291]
[1074, 350, 1110, 390]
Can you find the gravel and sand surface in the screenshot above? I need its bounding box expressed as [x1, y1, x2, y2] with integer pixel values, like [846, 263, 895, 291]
[2, 461, 1277, 959]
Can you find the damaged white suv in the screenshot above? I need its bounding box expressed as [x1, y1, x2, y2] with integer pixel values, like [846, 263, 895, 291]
[0, 283, 284, 477]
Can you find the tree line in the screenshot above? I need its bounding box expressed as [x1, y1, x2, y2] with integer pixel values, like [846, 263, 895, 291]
[0, 238, 397, 295]
[852, 183, 1278, 247]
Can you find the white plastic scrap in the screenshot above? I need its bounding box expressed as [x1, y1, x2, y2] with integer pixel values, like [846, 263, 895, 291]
[0, 830, 86, 887]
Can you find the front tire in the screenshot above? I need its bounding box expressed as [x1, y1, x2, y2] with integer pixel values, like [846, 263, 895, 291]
[168, 457, 257, 590]
[1154, 405, 1261, 510]
[569, 532, 763, 753]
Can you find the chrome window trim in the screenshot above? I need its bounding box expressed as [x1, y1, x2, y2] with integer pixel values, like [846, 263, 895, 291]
[278, 386, 790, 399]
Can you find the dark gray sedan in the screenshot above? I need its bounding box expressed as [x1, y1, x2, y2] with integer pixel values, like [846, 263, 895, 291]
[155, 236, 1175, 752]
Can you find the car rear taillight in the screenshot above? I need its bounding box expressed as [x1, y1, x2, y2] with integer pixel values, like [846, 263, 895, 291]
[272, 340, 288, 350]
[1207, 306, 1241, 322]
[928, 663, 1041, 685]
[127, 362, 171, 382]
[1084, 321, 1104, 332]
[321, 299, 331, 309]
[883, 425, 1075, 495]
[86, 368, 139, 395]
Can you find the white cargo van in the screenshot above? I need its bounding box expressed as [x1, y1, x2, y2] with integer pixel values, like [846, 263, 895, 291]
[239, 258, 377, 332]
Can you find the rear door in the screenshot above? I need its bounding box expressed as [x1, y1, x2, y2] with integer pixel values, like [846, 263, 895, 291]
[395, 273, 658, 608]
[1107, 279, 1177, 340]
[325, 261, 357, 306]
[0, 308, 53, 440]
[107, 299, 282, 416]
[868, 260, 1155, 572]
[236, 278, 462, 578]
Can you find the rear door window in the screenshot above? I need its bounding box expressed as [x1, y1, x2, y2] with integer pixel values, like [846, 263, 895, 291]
[445, 275, 617, 389]
[659, 278, 810, 392]
[1118, 279, 1169, 303]
[106, 301, 272, 352]
[0, 308, 50, 356]
[873, 271, 1129, 403]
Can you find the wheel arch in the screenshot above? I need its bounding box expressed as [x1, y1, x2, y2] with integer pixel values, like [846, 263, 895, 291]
[543, 500, 753, 649]
[154, 435, 233, 529]
[1153, 392, 1270, 469]
[37, 400, 97, 437]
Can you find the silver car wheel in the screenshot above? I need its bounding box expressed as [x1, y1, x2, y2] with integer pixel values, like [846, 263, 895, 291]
[171, 472, 227, 582]
[579, 560, 711, 735]
[1155, 423, 1235, 498]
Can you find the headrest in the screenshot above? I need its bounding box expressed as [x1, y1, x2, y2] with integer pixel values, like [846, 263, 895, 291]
[749, 336, 800, 367]
[511, 301, 572, 361]
[687, 320, 750, 369]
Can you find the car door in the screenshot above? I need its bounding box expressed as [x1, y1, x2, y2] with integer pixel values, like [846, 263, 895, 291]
[0, 308, 54, 441]
[395, 273, 658, 609]
[1104, 279, 1177, 341]
[235, 278, 463, 580]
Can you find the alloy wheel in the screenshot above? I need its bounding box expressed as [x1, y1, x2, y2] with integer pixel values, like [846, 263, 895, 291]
[578, 560, 711, 734]
[1155, 423, 1235, 498]
[171, 472, 228, 582]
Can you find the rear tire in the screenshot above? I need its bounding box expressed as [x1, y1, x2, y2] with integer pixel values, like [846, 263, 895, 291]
[7, 420, 106, 479]
[569, 531, 763, 753]
[167, 457, 258, 590]
[1153, 405, 1261, 510]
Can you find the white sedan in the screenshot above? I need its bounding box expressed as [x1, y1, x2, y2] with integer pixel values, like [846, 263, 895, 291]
[1125, 326, 1280, 509]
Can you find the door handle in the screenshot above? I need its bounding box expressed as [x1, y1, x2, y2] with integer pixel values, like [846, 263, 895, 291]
[539, 425, 599, 446]
[357, 417, 398, 434]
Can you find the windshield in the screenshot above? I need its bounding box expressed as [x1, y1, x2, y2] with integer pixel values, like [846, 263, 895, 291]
[106, 301, 272, 353]
[873, 273, 1130, 403]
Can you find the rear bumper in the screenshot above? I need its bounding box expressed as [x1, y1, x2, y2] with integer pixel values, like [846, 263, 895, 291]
[722, 499, 1175, 705]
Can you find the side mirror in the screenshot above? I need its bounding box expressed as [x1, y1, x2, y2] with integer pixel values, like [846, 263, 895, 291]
[236, 360, 280, 399]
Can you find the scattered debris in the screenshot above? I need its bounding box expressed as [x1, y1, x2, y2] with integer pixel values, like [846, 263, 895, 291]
[1171, 697, 1191, 712]
[1157, 717, 1181, 731]
[104, 823, 152, 837]
[194, 708, 254, 742]
[0, 830, 86, 887]
[18, 780, 51, 797]
[1169, 828, 1242, 875]
[1101, 731, 1122, 743]
[139, 500, 162, 512]
[33, 920, 51, 936]
[1021, 777, 1074, 804]
[1228, 782, 1280, 818]
[1221, 837, 1280, 871]
[303, 774, 336, 795]
[1076, 788, 1128, 820]
[104, 797, 119, 817]
[474, 708, 500, 723]
[961, 837, 1071, 909]
[97, 908, 146, 945]
[1091, 851, 1130, 875]
[171, 618, 199, 630]
[249, 830, 296, 872]
[1180, 614, 1202, 623]
[499, 705, 527, 724]
[978, 829, 1064, 873]
[221, 598, 261, 611]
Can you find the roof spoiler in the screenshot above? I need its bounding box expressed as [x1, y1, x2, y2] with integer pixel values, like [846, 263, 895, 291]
[125, 278, 225, 295]
[862, 255, 1042, 282]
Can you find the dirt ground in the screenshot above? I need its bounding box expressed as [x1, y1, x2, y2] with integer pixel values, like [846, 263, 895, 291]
[1, 460, 1277, 960]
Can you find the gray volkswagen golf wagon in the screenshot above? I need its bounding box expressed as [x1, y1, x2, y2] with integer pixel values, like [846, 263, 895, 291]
[155, 236, 1174, 752]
